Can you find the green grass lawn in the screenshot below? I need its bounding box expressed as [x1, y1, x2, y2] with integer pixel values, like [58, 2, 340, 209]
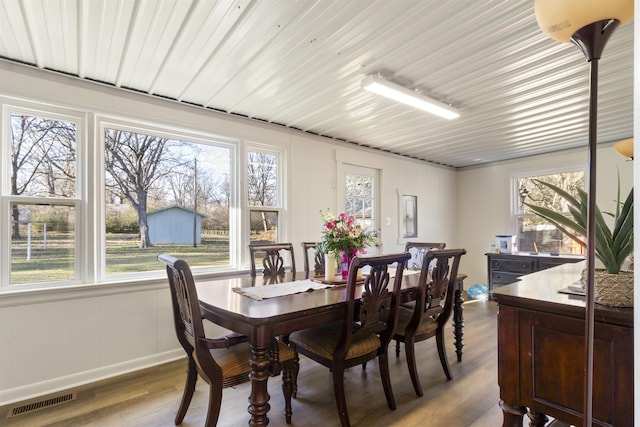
[10, 232, 231, 284]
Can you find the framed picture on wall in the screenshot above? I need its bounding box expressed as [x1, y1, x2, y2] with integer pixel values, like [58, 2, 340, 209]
[401, 194, 417, 238]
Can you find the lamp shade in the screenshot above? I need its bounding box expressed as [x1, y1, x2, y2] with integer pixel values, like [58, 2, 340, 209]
[535, 0, 633, 43]
[613, 138, 634, 159]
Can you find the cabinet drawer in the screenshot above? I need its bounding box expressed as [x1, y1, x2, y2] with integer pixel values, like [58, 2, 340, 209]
[491, 258, 535, 274]
[538, 257, 583, 271]
[491, 271, 522, 286]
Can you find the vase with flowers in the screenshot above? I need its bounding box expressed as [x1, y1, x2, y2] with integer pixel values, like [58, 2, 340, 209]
[320, 210, 377, 279]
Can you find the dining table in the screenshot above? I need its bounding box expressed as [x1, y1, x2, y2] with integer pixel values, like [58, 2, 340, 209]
[196, 270, 467, 426]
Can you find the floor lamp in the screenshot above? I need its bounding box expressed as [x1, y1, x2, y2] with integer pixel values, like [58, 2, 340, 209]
[534, 1, 633, 426]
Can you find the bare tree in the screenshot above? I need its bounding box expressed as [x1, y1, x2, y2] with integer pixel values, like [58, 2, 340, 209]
[521, 172, 585, 213]
[10, 114, 76, 238]
[39, 124, 77, 197]
[211, 173, 231, 207]
[104, 129, 178, 249]
[247, 151, 277, 206]
[205, 173, 230, 230]
[162, 158, 231, 231]
[164, 157, 222, 205]
[167, 161, 194, 206]
[247, 151, 277, 232]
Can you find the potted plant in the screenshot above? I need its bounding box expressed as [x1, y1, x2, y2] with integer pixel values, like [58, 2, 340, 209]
[523, 178, 633, 307]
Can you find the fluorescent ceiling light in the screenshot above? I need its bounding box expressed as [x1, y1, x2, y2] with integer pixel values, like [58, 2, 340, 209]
[361, 75, 460, 120]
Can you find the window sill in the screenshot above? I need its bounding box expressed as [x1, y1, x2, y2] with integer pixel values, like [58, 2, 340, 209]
[0, 269, 252, 308]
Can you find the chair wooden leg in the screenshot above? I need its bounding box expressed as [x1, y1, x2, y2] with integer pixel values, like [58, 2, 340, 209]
[379, 351, 397, 410]
[282, 361, 294, 424]
[395, 339, 401, 357]
[292, 346, 299, 398]
[436, 328, 453, 380]
[204, 382, 223, 427]
[175, 357, 198, 424]
[404, 338, 423, 397]
[332, 368, 351, 427]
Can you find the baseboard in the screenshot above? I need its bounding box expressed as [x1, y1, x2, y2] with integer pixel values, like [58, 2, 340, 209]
[0, 349, 184, 406]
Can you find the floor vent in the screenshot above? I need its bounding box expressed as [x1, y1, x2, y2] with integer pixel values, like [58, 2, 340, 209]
[7, 392, 76, 418]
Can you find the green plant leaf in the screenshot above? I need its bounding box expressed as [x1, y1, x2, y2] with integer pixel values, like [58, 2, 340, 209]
[522, 202, 586, 247]
[534, 180, 581, 207]
[612, 187, 633, 237]
[525, 178, 633, 274]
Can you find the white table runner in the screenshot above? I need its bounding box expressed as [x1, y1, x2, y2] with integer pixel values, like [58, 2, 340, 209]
[387, 267, 420, 278]
[233, 279, 333, 301]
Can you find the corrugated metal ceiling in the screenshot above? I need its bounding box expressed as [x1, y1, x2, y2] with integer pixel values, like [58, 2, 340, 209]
[0, 0, 633, 168]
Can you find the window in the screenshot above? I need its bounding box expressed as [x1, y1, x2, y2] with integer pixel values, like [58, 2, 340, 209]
[103, 124, 233, 276]
[514, 170, 585, 254]
[247, 149, 281, 245]
[345, 173, 374, 229]
[1, 98, 287, 289]
[2, 108, 81, 286]
[343, 164, 379, 255]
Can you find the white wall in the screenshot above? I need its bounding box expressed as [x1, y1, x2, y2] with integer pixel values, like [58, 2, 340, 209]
[0, 61, 458, 404]
[457, 146, 634, 286]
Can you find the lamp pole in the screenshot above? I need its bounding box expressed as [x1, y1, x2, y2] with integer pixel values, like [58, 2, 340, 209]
[569, 19, 620, 426]
[534, 1, 632, 424]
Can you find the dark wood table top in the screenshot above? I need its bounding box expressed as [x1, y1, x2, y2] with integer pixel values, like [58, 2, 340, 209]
[491, 261, 632, 327]
[198, 273, 349, 315]
[196, 271, 423, 333]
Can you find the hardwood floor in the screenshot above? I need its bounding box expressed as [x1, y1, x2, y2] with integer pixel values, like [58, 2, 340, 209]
[1, 300, 525, 427]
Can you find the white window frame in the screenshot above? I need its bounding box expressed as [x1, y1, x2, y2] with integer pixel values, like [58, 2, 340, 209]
[0, 101, 86, 290]
[96, 116, 240, 280]
[0, 97, 289, 290]
[511, 166, 585, 254]
[338, 163, 380, 255]
[244, 143, 287, 264]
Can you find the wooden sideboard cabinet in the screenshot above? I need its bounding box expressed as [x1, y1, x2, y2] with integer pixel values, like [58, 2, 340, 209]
[491, 262, 633, 426]
[486, 252, 583, 294]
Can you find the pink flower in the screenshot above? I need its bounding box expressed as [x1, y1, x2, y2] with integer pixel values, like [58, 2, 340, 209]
[320, 209, 376, 256]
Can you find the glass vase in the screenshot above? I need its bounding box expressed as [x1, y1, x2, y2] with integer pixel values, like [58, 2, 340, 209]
[340, 249, 357, 280]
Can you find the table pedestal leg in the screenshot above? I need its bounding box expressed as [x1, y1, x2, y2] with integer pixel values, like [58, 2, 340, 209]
[452, 280, 464, 362]
[248, 344, 271, 427]
[499, 400, 527, 427]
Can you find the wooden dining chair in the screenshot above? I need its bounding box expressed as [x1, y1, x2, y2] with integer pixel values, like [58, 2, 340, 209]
[288, 252, 411, 427]
[249, 242, 296, 277]
[392, 248, 466, 397]
[395, 241, 447, 355]
[301, 241, 325, 278]
[158, 253, 297, 425]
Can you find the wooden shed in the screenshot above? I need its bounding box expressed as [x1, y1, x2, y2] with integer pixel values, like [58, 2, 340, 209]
[147, 206, 207, 245]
